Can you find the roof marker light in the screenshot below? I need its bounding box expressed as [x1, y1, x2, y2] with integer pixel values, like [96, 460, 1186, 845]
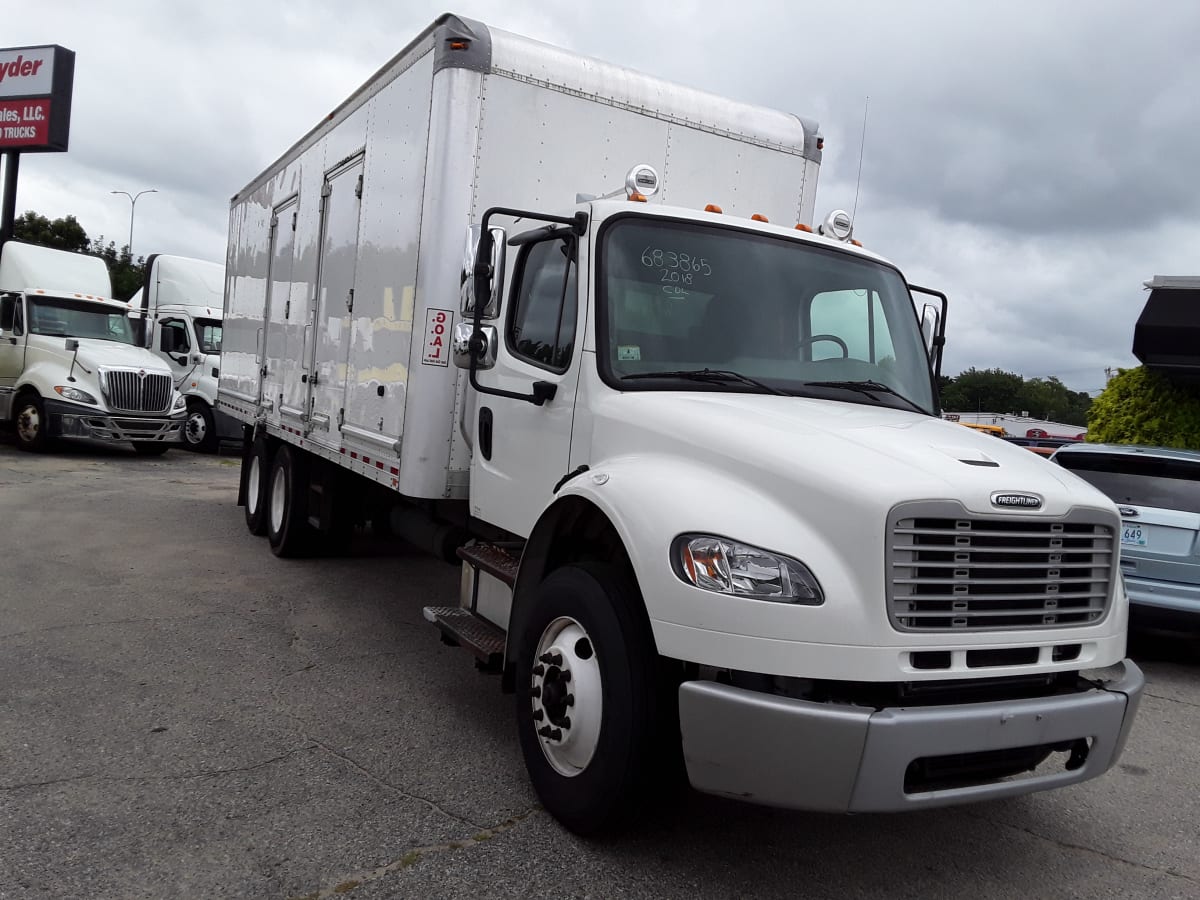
[850, 239, 863, 247]
[629, 192, 648, 202]
[704, 204, 723, 214]
[751, 214, 769, 223]
[449, 40, 469, 50]
[795, 223, 813, 233]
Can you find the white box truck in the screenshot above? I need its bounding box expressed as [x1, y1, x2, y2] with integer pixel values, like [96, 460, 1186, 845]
[0, 240, 185, 453]
[132, 254, 238, 451]
[218, 14, 1142, 834]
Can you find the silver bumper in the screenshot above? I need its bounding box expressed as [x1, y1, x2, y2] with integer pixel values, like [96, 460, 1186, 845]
[57, 412, 184, 443]
[678, 660, 1143, 813]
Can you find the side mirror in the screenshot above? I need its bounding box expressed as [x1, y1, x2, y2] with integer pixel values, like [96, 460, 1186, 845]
[461, 224, 507, 319]
[920, 304, 939, 354]
[453, 321, 497, 370]
[65, 338, 80, 352]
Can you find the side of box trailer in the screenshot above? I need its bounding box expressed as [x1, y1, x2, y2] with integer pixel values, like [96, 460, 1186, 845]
[218, 14, 820, 501]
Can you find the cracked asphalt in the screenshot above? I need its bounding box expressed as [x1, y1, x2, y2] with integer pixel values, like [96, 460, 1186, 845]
[1, 436, 1198, 900]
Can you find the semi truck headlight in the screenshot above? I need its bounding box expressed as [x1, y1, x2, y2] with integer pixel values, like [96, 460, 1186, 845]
[172, 393, 186, 411]
[672, 534, 823, 604]
[54, 385, 98, 404]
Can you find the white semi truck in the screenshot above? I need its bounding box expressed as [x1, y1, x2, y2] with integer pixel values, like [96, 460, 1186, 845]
[0, 240, 185, 453]
[218, 14, 1142, 834]
[133, 254, 237, 451]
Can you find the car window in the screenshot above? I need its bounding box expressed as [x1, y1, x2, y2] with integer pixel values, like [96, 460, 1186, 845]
[1056, 452, 1200, 513]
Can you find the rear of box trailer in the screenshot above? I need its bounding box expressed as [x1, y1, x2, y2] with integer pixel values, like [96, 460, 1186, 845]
[218, 13, 821, 501]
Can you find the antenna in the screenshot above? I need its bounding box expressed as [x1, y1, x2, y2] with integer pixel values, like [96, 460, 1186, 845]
[851, 96, 869, 223]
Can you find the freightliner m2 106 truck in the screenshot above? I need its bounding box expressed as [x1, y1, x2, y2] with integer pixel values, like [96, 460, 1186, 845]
[0, 241, 185, 454]
[218, 14, 1142, 834]
[133, 254, 237, 451]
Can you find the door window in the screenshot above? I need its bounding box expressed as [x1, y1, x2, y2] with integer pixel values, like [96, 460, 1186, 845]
[507, 238, 578, 371]
[808, 289, 898, 364]
[160, 319, 191, 354]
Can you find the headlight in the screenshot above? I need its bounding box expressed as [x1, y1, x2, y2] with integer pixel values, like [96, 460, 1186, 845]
[54, 385, 98, 404]
[672, 534, 823, 604]
[172, 393, 186, 411]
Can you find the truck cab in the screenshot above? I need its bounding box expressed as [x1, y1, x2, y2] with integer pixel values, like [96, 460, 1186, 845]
[133, 254, 236, 451]
[0, 241, 185, 453]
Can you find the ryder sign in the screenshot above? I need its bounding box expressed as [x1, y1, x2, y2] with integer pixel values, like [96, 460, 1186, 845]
[0, 45, 75, 152]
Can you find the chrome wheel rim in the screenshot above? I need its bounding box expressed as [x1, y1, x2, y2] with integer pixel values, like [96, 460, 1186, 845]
[531, 616, 602, 777]
[269, 464, 286, 534]
[184, 410, 207, 445]
[16, 404, 40, 444]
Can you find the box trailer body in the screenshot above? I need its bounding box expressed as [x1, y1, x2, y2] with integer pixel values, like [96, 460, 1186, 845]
[134, 254, 238, 450]
[219, 14, 1140, 834]
[0, 240, 184, 453]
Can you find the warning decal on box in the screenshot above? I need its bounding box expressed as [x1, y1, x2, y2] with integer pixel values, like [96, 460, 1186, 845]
[421, 308, 453, 367]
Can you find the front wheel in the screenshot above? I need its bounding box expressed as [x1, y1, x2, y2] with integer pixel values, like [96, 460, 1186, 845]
[515, 563, 679, 835]
[182, 400, 218, 452]
[14, 393, 50, 453]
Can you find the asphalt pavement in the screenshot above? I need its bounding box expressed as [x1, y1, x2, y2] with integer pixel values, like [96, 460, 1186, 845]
[1, 436, 1197, 899]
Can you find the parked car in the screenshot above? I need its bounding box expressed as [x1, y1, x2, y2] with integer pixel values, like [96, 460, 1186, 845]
[1052, 443, 1200, 631]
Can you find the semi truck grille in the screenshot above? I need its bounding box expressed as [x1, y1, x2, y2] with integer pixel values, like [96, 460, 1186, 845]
[102, 369, 172, 414]
[889, 507, 1114, 631]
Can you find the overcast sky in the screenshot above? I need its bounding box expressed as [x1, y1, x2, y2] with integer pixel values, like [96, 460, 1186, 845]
[6, 0, 1198, 393]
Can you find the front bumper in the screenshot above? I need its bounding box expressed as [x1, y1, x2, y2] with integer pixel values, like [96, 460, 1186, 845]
[678, 660, 1143, 813]
[48, 400, 184, 444]
[1125, 574, 1200, 621]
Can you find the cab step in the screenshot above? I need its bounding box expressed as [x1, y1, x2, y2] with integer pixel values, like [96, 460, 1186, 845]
[423, 606, 506, 671]
[456, 542, 520, 587]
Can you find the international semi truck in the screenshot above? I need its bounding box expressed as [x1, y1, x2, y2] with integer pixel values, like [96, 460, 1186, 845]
[218, 13, 1142, 834]
[133, 254, 238, 451]
[0, 240, 185, 453]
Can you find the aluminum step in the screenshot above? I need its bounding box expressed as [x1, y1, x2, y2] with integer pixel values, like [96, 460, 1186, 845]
[456, 542, 520, 587]
[423, 606, 506, 670]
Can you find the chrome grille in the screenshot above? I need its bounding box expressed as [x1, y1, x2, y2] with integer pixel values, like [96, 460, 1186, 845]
[889, 508, 1114, 631]
[103, 369, 172, 413]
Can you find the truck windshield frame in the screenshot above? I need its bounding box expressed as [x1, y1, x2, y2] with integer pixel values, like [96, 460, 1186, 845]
[27, 295, 136, 346]
[594, 215, 936, 414]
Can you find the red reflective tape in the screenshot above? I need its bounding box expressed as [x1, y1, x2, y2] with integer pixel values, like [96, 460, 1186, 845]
[350, 452, 358, 460]
[375, 461, 383, 470]
[363, 456, 371, 465]
[390, 467, 399, 475]
[340, 447, 346, 454]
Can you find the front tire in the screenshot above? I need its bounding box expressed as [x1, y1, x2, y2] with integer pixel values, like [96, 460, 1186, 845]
[515, 563, 677, 836]
[182, 400, 218, 452]
[14, 393, 50, 453]
[267, 445, 314, 557]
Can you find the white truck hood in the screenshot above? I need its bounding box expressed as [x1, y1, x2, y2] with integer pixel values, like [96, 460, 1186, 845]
[589, 392, 1113, 520]
[70, 339, 173, 375]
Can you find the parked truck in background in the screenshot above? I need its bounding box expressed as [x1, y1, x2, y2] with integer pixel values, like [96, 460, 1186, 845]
[132, 254, 235, 451]
[218, 14, 1142, 834]
[0, 240, 185, 454]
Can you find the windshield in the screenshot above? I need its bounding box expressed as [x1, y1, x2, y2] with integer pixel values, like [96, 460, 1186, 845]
[28, 296, 135, 345]
[598, 218, 935, 413]
[195, 317, 223, 354]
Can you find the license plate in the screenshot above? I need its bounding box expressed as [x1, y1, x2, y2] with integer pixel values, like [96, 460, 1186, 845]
[1121, 524, 1147, 547]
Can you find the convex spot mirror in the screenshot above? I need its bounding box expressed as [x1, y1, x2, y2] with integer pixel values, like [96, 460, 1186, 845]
[452, 321, 498, 370]
[461, 225, 507, 319]
[919, 303, 940, 356]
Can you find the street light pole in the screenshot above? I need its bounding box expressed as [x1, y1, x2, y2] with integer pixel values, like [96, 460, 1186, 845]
[110, 188, 157, 258]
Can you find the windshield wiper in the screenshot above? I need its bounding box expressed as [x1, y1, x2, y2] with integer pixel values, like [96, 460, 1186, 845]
[622, 368, 788, 396]
[803, 379, 928, 414]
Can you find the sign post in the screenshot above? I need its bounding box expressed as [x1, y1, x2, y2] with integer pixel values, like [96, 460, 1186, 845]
[0, 44, 76, 246]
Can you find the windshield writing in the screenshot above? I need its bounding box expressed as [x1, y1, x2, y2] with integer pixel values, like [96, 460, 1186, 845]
[600, 219, 934, 413]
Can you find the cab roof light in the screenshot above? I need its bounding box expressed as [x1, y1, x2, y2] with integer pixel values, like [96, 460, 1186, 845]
[795, 223, 813, 233]
[629, 192, 648, 202]
[751, 214, 769, 223]
[704, 204, 723, 214]
[449, 40, 469, 50]
[850, 239, 863, 247]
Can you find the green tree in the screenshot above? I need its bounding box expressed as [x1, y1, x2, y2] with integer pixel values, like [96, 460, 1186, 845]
[1088, 367, 1200, 448]
[939, 368, 1091, 427]
[13, 210, 90, 253]
[89, 238, 146, 301]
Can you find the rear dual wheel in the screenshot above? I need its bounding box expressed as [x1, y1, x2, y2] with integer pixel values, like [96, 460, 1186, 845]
[267, 445, 315, 557]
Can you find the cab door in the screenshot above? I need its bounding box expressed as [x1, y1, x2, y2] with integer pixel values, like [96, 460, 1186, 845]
[155, 316, 195, 388]
[0, 294, 27, 419]
[469, 232, 583, 536]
